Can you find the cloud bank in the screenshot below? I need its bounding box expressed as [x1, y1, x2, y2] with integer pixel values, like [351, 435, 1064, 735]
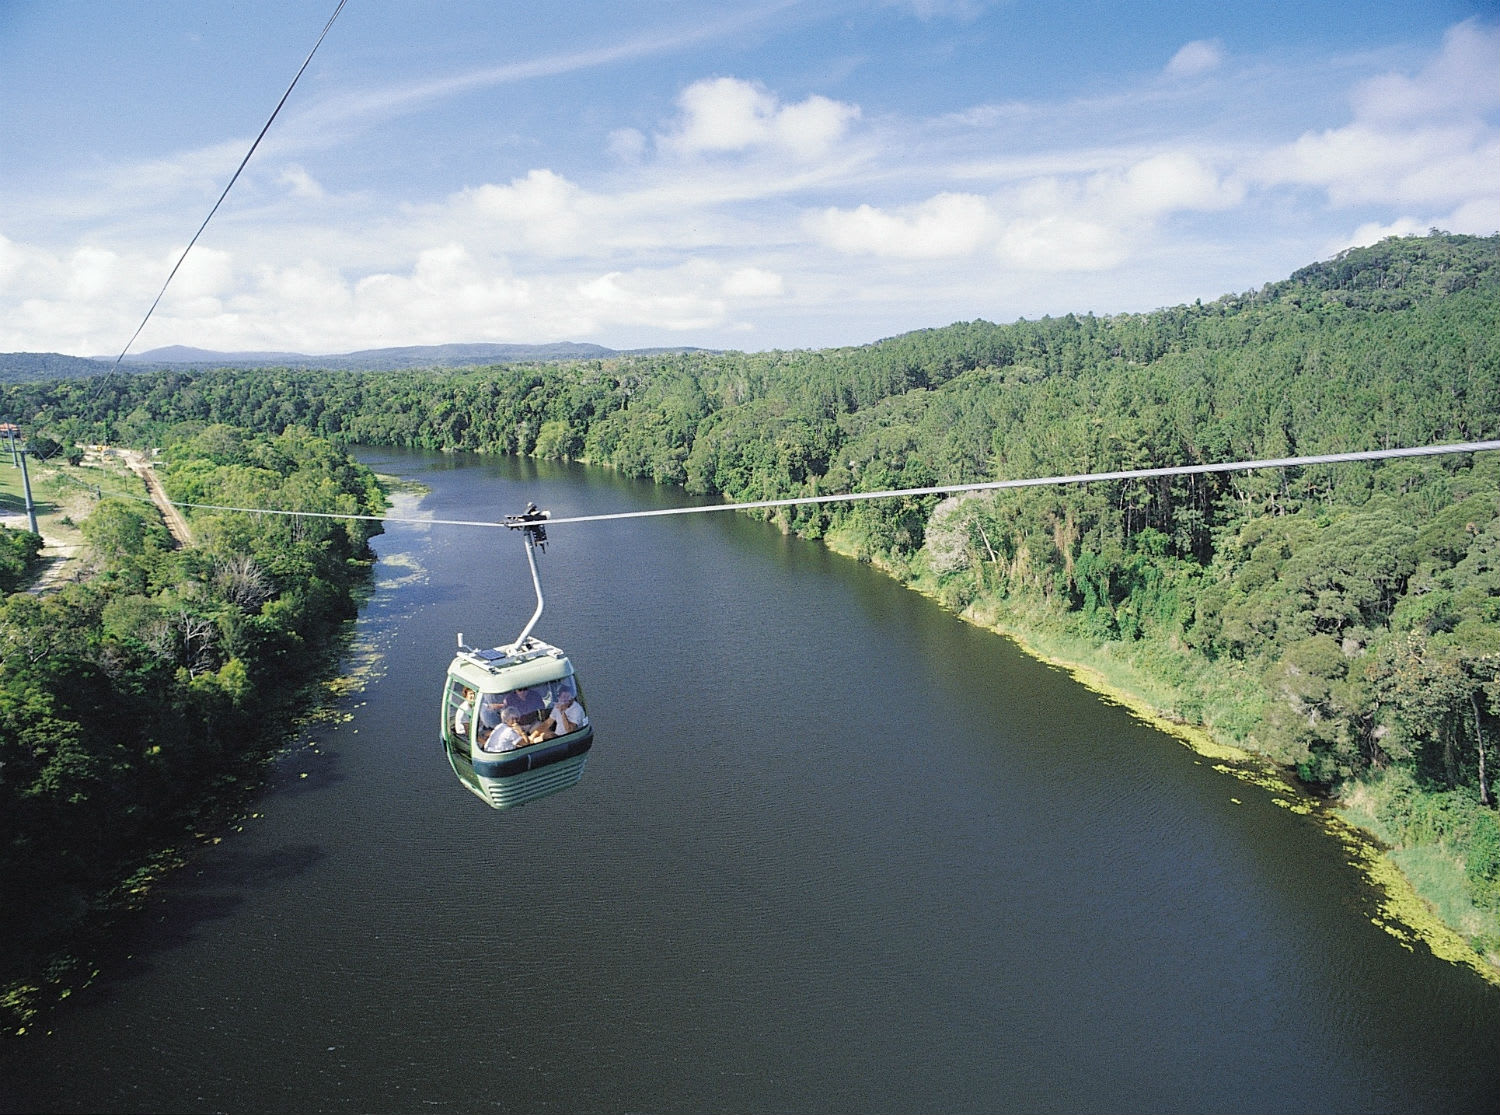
[1, 16, 1495, 355]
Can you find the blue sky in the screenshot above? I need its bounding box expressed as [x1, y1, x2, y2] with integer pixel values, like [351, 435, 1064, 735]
[2, 1, 1496, 356]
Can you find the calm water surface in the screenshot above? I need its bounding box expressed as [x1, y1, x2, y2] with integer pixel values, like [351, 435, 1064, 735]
[3, 449, 1498, 1114]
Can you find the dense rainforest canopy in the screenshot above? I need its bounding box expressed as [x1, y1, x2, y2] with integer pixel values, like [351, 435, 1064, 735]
[3, 230, 1499, 984]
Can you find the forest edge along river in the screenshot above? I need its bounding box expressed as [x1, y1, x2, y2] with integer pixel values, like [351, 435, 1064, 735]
[906, 577, 1500, 989]
[412, 439, 1500, 991]
[801, 485, 1500, 993]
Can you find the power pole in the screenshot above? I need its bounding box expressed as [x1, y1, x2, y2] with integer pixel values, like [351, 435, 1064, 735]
[18, 446, 38, 534]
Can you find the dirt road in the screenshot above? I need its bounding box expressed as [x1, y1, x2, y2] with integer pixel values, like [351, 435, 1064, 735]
[119, 449, 194, 548]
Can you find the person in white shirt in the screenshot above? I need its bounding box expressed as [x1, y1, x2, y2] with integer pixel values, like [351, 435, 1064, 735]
[541, 687, 588, 738]
[481, 706, 531, 752]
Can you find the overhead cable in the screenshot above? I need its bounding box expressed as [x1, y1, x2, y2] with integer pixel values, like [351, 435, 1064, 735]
[94, 438, 1500, 529]
[101, 0, 350, 381]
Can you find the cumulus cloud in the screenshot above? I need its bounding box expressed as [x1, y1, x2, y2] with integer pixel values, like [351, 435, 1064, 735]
[168, 247, 235, 301]
[721, 266, 784, 298]
[1091, 152, 1244, 217]
[658, 77, 860, 160]
[460, 170, 594, 256]
[0, 237, 152, 353]
[1164, 39, 1225, 78]
[1260, 20, 1500, 215]
[1352, 19, 1500, 123]
[0, 234, 26, 291]
[808, 193, 998, 257]
[808, 150, 1240, 270]
[1272, 122, 1499, 208]
[577, 269, 726, 330]
[63, 247, 127, 301]
[997, 216, 1126, 271]
[1444, 194, 1500, 236]
[6, 16, 1497, 356]
[1342, 217, 1432, 249]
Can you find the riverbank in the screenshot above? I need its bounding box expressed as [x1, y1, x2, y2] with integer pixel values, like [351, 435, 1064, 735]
[0, 433, 388, 1039]
[819, 528, 1500, 989]
[0, 603, 378, 1040]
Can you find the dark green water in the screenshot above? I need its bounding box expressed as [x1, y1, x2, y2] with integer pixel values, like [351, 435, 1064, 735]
[3, 449, 1497, 1114]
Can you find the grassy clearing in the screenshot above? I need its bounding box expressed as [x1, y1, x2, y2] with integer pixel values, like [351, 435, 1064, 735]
[1389, 846, 1500, 947]
[0, 449, 144, 584]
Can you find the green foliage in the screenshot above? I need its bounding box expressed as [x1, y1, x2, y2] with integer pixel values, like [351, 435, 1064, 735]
[3, 231, 1499, 938]
[0, 527, 43, 593]
[0, 425, 383, 1001]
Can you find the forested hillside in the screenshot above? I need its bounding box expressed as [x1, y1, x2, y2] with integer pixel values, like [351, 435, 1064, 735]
[5, 231, 1499, 964]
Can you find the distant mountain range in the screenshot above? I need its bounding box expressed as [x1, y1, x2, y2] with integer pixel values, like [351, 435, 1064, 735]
[0, 341, 709, 382]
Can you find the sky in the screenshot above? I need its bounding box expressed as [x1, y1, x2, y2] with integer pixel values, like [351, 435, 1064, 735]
[1, 1, 1497, 358]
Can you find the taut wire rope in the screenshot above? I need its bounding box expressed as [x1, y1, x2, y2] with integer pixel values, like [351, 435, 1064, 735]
[94, 0, 350, 394]
[80, 438, 1500, 530]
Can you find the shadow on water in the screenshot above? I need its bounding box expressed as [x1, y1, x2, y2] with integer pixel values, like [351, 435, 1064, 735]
[0, 729, 343, 1050]
[0, 838, 323, 1055]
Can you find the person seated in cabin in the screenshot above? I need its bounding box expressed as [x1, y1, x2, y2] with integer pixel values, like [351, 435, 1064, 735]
[481, 706, 534, 753]
[536, 684, 588, 740]
[477, 692, 506, 738]
[452, 687, 475, 739]
[501, 685, 546, 729]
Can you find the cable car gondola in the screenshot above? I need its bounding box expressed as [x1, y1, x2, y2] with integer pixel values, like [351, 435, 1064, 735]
[440, 505, 592, 809]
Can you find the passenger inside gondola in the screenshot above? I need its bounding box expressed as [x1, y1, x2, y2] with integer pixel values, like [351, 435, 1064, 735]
[480, 706, 531, 753]
[469, 679, 589, 750]
[538, 683, 588, 740]
[502, 685, 546, 729]
[477, 692, 505, 736]
[452, 686, 474, 739]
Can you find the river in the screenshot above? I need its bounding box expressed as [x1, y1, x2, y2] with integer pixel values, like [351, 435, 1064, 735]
[3, 448, 1497, 1114]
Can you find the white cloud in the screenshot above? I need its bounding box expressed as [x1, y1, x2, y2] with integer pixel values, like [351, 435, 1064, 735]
[658, 77, 860, 160]
[1352, 19, 1500, 123]
[1269, 122, 1498, 207]
[807, 150, 1239, 270]
[1443, 195, 1500, 235]
[721, 266, 784, 298]
[1336, 193, 1500, 258]
[462, 170, 593, 256]
[328, 248, 535, 347]
[1089, 152, 1243, 217]
[1342, 217, 1432, 249]
[5, 16, 1497, 357]
[277, 165, 325, 200]
[0, 234, 25, 291]
[808, 193, 998, 257]
[168, 247, 235, 301]
[63, 247, 130, 301]
[1164, 40, 1225, 79]
[576, 268, 726, 331]
[1260, 20, 1500, 213]
[264, 259, 357, 312]
[997, 216, 1126, 271]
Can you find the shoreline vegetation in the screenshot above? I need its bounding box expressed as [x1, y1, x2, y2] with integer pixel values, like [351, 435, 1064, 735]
[3, 232, 1499, 1022]
[0, 431, 385, 1035]
[880, 540, 1500, 987]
